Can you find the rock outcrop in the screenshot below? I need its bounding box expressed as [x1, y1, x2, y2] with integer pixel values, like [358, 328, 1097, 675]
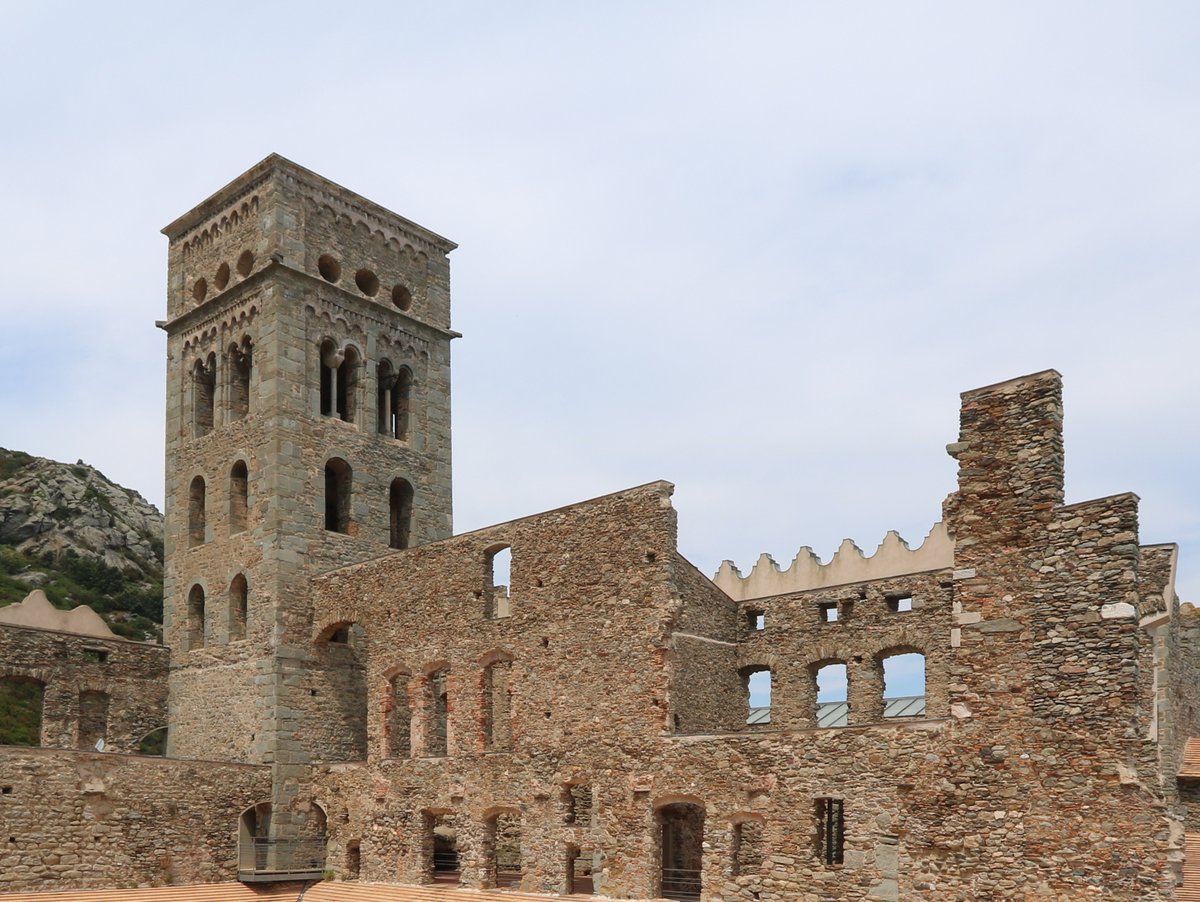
[0, 448, 162, 575]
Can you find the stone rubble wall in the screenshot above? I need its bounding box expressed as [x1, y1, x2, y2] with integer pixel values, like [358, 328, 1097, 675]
[0, 623, 167, 753]
[0, 747, 270, 892]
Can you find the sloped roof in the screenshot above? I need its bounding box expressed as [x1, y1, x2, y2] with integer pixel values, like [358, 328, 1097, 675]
[0, 589, 116, 639]
[1181, 833, 1200, 902]
[1179, 737, 1200, 779]
[816, 696, 926, 728]
[0, 883, 606, 902]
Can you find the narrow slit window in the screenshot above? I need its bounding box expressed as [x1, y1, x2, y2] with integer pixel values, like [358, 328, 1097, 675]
[229, 574, 248, 641]
[187, 584, 206, 650]
[188, 476, 206, 547]
[229, 338, 252, 421]
[389, 478, 414, 549]
[192, 354, 215, 437]
[815, 798, 844, 866]
[324, 458, 352, 533]
[229, 461, 248, 534]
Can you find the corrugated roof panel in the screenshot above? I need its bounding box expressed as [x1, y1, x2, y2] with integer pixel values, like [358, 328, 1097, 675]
[883, 695, 926, 718]
[746, 706, 771, 724]
[816, 701, 848, 728]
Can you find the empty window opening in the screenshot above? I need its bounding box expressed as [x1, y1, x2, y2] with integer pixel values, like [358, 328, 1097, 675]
[659, 802, 704, 902]
[324, 458, 352, 533]
[376, 361, 412, 439]
[483, 659, 513, 752]
[887, 594, 914, 613]
[746, 609, 765, 632]
[427, 813, 459, 883]
[239, 802, 273, 873]
[193, 277, 208, 303]
[815, 662, 848, 728]
[215, 262, 230, 291]
[882, 652, 926, 718]
[427, 668, 449, 757]
[355, 268, 380, 296]
[82, 648, 109, 664]
[485, 545, 512, 619]
[192, 355, 215, 437]
[565, 783, 593, 827]
[187, 584, 206, 650]
[229, 461, 249, 534]
[236, 249, 254, 277]
[0, 677, 44, 746]
[389, 478, 414, 550]
[819, 602, 838, 623]
[567, 845, 597, 895]
[386, 672, 411, 758]
[345, 841, 361, 880]
[815, 798, 845, 866]
[327, 625, 350, 644]
[731, 820, 764, 876]
[188, 475, 207, 547]
[392, 284, 413, 311]
[317, 254, 341, 283]
[137, 727, 167, 756]
[741, 666, 772, 725]
[229, 574, 248, 641]
[229, 338, 252, 421]
[77, 690, 109, 750]
[320, 341, 360, 422]
[485, 812, 522, 888]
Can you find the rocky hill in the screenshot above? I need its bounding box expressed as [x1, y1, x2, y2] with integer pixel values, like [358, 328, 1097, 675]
[0, 448, 163, 641]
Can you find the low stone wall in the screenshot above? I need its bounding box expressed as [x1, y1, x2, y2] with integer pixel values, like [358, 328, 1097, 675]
[0, 746, 270, 892]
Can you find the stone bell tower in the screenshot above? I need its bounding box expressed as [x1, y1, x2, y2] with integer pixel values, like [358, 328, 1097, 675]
[158, 156, 456, 822]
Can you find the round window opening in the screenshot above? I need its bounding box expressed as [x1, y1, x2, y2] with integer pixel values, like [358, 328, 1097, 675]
[392, 284, 412, 311]
[355, 269, 380, 297]
[192, 278, 208, 303]
[236, 250, 254, 277]
[318, 254, 341, 283]
[214, 262, 230, 291]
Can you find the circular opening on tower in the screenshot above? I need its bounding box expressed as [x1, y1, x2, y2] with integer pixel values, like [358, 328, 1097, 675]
[318, 254, 341, 283]
[214, 262, 230, 290]
[355, 269, 380, 297]
[192, 278, 207, 303]
[392, 284, 412, 311]
[236, 250, 254, 277]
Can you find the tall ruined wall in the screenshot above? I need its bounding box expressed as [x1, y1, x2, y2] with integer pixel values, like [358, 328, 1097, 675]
[0, 747, 270, 892]
[0, 624, 167, 753]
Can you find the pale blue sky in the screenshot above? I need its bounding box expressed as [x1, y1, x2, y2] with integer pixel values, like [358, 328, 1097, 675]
[1, 2, 1197, 605]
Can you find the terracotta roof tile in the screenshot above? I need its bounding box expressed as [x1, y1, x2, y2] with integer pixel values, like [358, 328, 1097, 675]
[1180, 737, 1200, 778]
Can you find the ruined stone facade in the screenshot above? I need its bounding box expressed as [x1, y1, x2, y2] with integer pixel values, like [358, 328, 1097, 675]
[2, 156, 1199, 899]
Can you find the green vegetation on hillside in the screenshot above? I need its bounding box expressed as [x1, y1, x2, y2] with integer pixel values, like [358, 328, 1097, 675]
[0, 677, 44, 746]
[0, 545, 162, 641]
[0, 448, 35, 480]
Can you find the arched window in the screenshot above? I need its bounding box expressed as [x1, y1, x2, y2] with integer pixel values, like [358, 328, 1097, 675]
[229, 461, 248, 534]
[229, 573, 248, 641]
[187, 584, 206, 650]
[319, 340, 360, 423]
[393, 366, 412, 441]
[78, 689, 109, 749]
[188, 476, 207, 547]
[483, 658, 513, 752]
[484, 545, 512, 619]
[229, 337, 252, 421]
[881, 651, 926, 718]
[386, 670, 412, 758]
[389, 478, 414, 549]
[426, 667, 449, 757]
[192, 354, 216, 437]
[740, 665, 772, 725]
[0, 676, 44, 746]
[377, 360, 395, 435]
[814, 661, 848, 727]
[324, 458, 352, 533]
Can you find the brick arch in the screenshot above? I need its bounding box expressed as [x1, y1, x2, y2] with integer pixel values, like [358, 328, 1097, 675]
[735, 651, 780, 672]
[421, 659, 451, 677]
[478, 648, 515, 667]
[382, 662, 413, 683]
[314, 616, 358, 643]
[652, 793, 706, 811]
[481, 804, 521, 819]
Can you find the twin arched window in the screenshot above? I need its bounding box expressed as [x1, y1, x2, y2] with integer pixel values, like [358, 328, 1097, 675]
[377, 361, 413, 440]
[320, 340, 360, 421]
[319, 341, 415, 438]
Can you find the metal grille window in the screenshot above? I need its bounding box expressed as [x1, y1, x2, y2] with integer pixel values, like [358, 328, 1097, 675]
[816, 798, 844, 866]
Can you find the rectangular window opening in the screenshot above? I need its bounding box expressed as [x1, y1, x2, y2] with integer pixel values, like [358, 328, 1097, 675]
[815, 798, 844, 866]
[745, 608, 765, 632]
[887, 594, 914, 613]
[82, 648, 109, 664]
[819, 602, 838, 623]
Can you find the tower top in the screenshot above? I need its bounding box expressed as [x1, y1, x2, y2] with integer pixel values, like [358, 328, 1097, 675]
[160, 153, 457, 254]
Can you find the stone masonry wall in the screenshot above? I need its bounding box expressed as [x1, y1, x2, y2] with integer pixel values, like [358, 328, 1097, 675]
[0, 624, 167, 754]
[0, 746, 270, 892]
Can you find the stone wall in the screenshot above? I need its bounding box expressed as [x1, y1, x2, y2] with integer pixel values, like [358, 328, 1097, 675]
[0, 623, 167, 753]
[0, 746, 270, 892]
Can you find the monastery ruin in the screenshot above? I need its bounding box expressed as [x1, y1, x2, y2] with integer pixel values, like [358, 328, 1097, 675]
[2, 155, 1200, 900]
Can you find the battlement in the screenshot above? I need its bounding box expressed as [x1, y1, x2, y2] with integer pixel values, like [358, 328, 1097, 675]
[714, 523, 953, 601]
